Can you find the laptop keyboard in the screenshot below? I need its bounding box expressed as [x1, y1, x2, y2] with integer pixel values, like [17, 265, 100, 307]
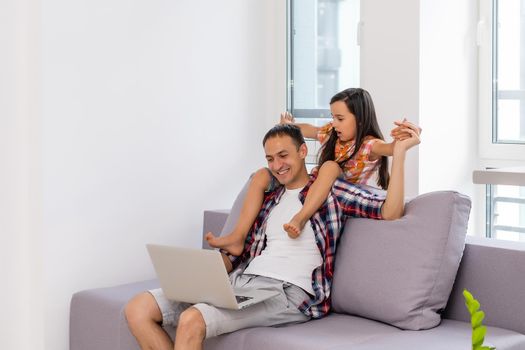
[235, 295, 253, 303]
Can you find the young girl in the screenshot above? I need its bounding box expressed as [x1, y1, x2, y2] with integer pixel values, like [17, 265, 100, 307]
[205, 88, 417, 254]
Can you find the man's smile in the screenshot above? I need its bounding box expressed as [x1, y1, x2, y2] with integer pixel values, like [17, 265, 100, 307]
[276, 167, 290, 176]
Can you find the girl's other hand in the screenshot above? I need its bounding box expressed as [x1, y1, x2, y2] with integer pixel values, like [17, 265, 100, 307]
[390, 118, 422, 141]
[280, 111, 295, 125]
[393, 122, 421, 153]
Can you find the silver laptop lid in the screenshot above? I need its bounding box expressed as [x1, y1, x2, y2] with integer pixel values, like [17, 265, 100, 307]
[146, 244, 239, 309]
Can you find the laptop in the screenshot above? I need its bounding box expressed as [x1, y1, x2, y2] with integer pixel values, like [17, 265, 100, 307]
[146, 244, 280, 310]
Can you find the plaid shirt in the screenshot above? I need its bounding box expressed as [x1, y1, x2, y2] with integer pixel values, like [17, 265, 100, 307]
[227, 174, 385, 319]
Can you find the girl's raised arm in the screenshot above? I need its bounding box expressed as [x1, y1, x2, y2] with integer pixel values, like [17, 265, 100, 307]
[370, 140, 395, 158]
[370, 119, 422, 159]
[380, 123, 421, 220]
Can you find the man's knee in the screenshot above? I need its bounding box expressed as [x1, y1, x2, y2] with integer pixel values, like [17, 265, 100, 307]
[125, 292, 162, 329]
[177, 307, 206, 338]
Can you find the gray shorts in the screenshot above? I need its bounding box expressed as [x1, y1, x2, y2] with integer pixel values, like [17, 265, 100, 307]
[148, 274, 310, 338]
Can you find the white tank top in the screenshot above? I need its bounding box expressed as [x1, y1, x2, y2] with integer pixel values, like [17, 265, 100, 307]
[244, 187, 322, 295]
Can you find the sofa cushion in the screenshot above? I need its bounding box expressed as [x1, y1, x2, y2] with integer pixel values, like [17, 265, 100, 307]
[70, 278, 524, 350]
[206, 315, 524, 350]
[206, 313, 401, 350]
[331, 191, 471, 330]
[322, 319, 524, 350]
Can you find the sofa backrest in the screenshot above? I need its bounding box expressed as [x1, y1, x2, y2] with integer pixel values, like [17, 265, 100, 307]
[331, 191, 471, 330]
[444, 236, 525, 335]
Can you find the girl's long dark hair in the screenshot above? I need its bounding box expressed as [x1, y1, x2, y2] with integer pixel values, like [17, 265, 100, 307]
[318, 88, 390, 189]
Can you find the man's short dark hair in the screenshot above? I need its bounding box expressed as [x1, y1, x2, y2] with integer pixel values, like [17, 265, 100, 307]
[262, 124, 305, 149]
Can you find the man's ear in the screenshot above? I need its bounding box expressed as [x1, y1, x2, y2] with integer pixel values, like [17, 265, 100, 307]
[298, 143, 308, 159]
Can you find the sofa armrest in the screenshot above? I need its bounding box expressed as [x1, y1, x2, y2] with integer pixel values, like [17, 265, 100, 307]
[444, 236, 525, 335]
[202, 210, 230, 249]
[70, 279, 161, 350]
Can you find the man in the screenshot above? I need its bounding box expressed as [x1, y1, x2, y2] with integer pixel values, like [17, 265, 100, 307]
[125, 123, 420, 350]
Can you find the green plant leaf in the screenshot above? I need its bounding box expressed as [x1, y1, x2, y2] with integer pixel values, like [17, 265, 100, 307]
[463, 289, 474, 303]
[468, 299, 481, 315]
[471, 310, 485, 328]
[472, 326, 487, 347]
[463, 289, 480, 314]
[464, 301, 471, 313]
[463, 289, 495, 350]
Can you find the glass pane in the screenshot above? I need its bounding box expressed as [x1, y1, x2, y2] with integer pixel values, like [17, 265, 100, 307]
[489, 184, 525, 241]
[291, 0, 360, 115]
[497, 99, 521, 140]
[497, 0, 520, 90]
[297, 116, 331, 164]
[494, 0, 525, 143]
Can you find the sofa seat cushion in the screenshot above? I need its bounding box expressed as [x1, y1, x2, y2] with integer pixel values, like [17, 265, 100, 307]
[70, 279, 525, 350]
[205, 313, 400, 350]
[206, 315, 525, 350]
[325, 319, 525, 350]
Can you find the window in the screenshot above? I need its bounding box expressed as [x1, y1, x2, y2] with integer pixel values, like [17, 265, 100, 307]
[492, 0, 525, 144]
[487, 184, 525, 240]
[287, 0, 360, 164]
[479, 0, 525, 241]
[479, 0, 525, 159]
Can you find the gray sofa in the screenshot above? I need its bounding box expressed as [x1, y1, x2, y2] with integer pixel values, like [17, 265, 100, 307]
[70, 187, 525, 350]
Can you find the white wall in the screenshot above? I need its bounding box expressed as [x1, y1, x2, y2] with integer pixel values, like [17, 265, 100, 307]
[419, 0, 479, 234]
[360, 0, 421, 198]
[0, 0, 44, 348]
[41, 1, 284, 349]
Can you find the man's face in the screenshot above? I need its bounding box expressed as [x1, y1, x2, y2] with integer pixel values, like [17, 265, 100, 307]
[264, 134, 308, 189]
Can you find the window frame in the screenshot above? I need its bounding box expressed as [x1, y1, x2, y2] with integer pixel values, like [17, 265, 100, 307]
[286, 0, 359, 120]
[287, 0, 331, 119]
[286, 0, 333, 168]
[478, 0, 525, 161]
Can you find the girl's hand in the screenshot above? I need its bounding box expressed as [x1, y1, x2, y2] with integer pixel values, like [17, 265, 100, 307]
[390, 118, 422, 141]
[393, 121, 421, 154]
[280, 111, 295, 125]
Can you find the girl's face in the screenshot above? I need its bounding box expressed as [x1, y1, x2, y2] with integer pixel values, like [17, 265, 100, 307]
[330, 100, 357, 142]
